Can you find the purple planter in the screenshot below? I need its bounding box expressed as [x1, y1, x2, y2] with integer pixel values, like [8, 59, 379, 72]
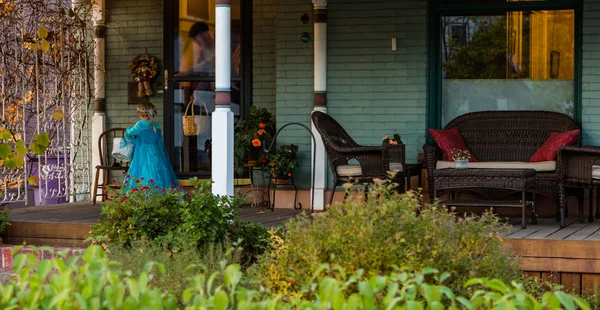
[29, 154, 69, 206]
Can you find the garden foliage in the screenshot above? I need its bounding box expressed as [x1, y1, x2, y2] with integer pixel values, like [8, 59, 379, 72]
[251, 182, 521, 296]
[0, 245, 589, 310]
[90, 178, 270, 265]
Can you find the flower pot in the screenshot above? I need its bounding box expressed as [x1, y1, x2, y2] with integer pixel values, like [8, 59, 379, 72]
[274, 178, 291, 185]
[454, 159, 468, 169]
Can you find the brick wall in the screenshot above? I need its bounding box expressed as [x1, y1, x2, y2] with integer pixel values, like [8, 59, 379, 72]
[274, 0, 428, 187]
[274, 0, 315, 187]
[104, 0, 164, 130]
[253, 0, 277, 113]
[583, 0, 600, 144]
[327, 0, 427, 163]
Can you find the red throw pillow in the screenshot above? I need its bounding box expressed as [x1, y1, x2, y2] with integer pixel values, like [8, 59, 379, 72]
[529, 129, 580, 162]
[428, 127, 478, 162]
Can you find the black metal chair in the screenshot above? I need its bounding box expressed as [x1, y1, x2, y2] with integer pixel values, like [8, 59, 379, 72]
[92, 128, 129, 204]
[311, 111, 406, 207]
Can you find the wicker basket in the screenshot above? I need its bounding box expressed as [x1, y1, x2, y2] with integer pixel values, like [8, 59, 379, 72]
[183, 98, 197, 136]
[182, 98, 210, 136]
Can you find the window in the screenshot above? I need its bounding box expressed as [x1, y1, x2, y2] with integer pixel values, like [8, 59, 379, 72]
[430, 0, 580, 128]
[164, 0, 251, 176]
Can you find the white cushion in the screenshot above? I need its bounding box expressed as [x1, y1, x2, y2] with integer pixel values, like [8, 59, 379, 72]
[593, 166, 600, 179]
[436, 161, 556, 172]
[336, 163, 404, 177]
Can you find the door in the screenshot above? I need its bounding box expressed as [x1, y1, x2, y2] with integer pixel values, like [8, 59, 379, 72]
[164, 0, 251, 177]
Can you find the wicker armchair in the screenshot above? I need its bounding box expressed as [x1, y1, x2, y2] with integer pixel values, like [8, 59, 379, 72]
[557, 145, 600, 228]
[311, 111, 406, 207]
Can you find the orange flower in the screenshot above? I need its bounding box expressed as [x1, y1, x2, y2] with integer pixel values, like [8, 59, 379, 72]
[270, 162, 276, 167]
[252, 139, 261, 147]
[287, 173, 292, 177]
[257, 129, 266, 135]
[259, 123, 266, 129]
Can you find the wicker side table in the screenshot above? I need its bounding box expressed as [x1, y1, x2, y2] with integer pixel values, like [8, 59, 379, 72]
[432, 168, 537, 229]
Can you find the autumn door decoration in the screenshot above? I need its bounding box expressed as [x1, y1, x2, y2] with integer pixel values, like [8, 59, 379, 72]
[129, 54, 160, 97]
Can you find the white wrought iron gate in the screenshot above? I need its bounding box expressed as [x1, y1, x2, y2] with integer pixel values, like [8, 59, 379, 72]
[0, 0, 93, 206]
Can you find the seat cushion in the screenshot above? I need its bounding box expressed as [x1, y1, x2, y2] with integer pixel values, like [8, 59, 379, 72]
[336, 163, 404, 177]
[428, 127, 478, 162]
[593, 166, 600, 180]
[436, 161, 556, 172]
[530, 129, 580, 162]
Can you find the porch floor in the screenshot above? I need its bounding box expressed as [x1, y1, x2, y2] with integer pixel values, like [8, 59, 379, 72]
[504, 216, 600, 240]
[4, 201, 304, 226]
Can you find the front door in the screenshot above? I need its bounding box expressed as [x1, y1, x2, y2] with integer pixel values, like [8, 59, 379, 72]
[163, 0, 251, 178]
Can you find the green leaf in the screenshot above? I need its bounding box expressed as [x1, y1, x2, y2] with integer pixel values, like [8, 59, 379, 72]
[49, 289, 70, 308]
[29, 141, 46, 155]
[554, 291, 575, 310]
[214, 291, 229, 310]
[0, 144, 11, 160]
[14, 141, 27, 156]
[3, 156, 16, 169]
[573, 295, 591, 310]
[14, 156, 24, 169]
[37, 259, 52, 279]
[0, 130, 11, 140]
[34, 132, 50, 147]
[122, 296, 139, 310]
[223, 264, 242, 289]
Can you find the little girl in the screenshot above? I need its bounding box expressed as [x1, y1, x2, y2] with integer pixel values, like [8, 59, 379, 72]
[123, 102, 179, 191]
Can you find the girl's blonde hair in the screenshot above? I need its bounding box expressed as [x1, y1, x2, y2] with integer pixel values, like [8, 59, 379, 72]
[137, 101, 156, 119]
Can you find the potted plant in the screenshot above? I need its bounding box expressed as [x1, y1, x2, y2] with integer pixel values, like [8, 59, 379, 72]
[382, 134, 402, 145]
[233, 106, 275, 176]
[267, 144, 298, 184]
[451, 149, 471, 169]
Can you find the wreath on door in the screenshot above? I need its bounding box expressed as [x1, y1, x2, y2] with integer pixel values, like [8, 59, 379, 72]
[129, 54, 160, 97]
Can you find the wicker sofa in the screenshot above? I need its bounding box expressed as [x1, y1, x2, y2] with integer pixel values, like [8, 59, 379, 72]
[424, 111, 581, 214]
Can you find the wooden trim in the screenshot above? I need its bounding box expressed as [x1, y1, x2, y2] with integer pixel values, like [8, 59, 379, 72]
[314, 9, 327, 23]
[314, 93, 327, 106]
[4, 222, 92, 240]
[2, 237, 88, 247]
[504, 239, 600, 260]
[215, 91, 231, 106]
[561, 273, 582, 293]
[518, 257, 600, 274]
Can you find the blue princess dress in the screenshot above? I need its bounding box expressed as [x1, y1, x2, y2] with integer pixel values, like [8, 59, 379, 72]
[122, 120, 179, 191]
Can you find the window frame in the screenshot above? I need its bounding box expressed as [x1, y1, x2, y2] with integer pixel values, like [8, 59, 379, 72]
[163, 0, 253, 178]
[427, 0, 582, 137]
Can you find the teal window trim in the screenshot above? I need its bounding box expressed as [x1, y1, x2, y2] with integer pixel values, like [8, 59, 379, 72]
[427, 0, 583, 144]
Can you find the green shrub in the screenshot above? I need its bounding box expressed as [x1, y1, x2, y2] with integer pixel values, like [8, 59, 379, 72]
[0, 245, 589, 310]
[251, 182, 521, 296]
[90, 178, 270, 265]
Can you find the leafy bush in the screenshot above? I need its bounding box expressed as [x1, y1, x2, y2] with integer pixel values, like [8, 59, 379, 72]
[90, 178, 270, 265]
[251, 182, 521, 296]
[0, 245, 589, 310]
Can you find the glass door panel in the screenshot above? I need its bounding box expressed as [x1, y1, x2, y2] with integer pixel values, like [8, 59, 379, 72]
[441, 10, 575, 125]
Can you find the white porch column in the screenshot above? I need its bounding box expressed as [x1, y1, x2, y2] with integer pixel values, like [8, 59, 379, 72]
[212, 0, 234, 196]
[91, 0, 106, 201]
[311, 0, 327, 210]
